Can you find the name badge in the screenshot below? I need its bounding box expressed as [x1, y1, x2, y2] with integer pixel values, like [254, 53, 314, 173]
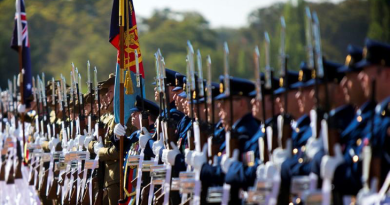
[41, 153, 51, 162]
[243, 151, 255, 167]
[84, 160, 99, 169]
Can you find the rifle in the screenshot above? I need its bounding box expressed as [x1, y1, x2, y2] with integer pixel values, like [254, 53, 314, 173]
[279, 17, 293, 150]
[264, 32, 278, 153]
[0, 89, 5, 182]
[146, 52, 161, 205]
[366, 80, 381, 191]
[220, 42, 239, 205]
[28, 76, 38, 186]
[186, 49, 195, 151]
[206, 55, 220, 161]
[160, 51, 178, 205]
[5, 79, 15, 185]
[254, 46, 270, 163]
[94, 67, 106, 205]
[311, 11, 328, 140]
[134, 49, 148, 205]
[194, 49, 209, 151]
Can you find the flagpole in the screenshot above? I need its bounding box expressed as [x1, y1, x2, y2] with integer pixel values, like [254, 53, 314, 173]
[16, 0, 26, 165]
[119, 0, 125, 201]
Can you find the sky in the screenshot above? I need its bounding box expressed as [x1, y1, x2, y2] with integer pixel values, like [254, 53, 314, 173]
[134, 0, 343, 28]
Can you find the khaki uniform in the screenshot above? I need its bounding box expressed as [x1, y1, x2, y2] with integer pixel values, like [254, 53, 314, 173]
[88, 113, 119, 205]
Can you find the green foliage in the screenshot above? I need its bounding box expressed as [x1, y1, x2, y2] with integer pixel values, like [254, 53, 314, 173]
[368, 0, 390, 42]
[0, 0, 382, 101]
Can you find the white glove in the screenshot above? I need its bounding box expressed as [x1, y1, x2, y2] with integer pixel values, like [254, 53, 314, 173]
[77, 134, 86, 147]
[221, 149, 239, 174]
[310, 109, 317, 138]
[84, 136, 93, 148]
[192, 144, 208, 170]
[49, 137, 60, 151]
[265, 161, 277, 179]
[272, 140, 292, 168]
[152, 133, 164, 156]
[61, 139, 67, 149]
[212, 155, 219, 166]
[67, 139, 75, 150]
[162, 149, 168, 164]
[18, 104, 26, 113]
[114, 124, 126, 139]
[139, 127, 152, 149]
[93, 141, 104, 155]
[13, 128, 20, 139]
[165, 142, 180, 166]
[321, 144, 344, 180]
[306, 136, 323, 159]
[184, 149, 194, 166]
[256, 164, 266, 179]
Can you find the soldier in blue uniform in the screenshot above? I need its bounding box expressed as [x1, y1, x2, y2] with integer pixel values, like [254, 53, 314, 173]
[141, 68, 184, 159]
[277, 59, 353, 204]
[112, 95, 159, 154]
[318, 45, 373, 203]
[213, 76, 259, 204]
[354, 39, 390, 191]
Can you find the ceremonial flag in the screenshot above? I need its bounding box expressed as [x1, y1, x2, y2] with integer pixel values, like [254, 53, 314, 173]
[110, 0, 145, 124]
[10, 0, 33, 106]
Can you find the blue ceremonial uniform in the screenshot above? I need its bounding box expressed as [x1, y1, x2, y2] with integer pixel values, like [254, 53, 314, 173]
[144, 102, 184, 158]
[223, 113, 259, 204]
[369, 97, 390, 186]
[176, 116, 192, 153]
[199, 121, 226, 187]
[278, 114, 312, 204]
[224, 113, 260, 189]
[331, 101, 376, 197]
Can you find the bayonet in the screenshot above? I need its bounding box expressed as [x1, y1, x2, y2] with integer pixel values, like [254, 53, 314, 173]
[312, 12, 324, 78]
[196, 50, 204, 98]
[280, 16, 286, 76]
[52, 78, 55, 105]
[254, 46, 262, 102]
[264, 32, 272, 90]
[305, 7, 315, 69]
[223, 42, 230, 97]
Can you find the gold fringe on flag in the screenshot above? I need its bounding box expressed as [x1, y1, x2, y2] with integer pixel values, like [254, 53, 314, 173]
[124, 69, 134, 95]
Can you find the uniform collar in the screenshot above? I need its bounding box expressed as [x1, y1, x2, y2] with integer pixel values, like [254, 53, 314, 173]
[357, 100, 376, 115]
[375, 96, 390, 115]
[296, 114, 310, 128]
[232, 113, 255, 130]
[329, 104, 353, 117]
[169, 101, 176, 110]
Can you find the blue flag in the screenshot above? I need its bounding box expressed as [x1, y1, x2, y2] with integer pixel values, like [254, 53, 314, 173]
[10, 0, 33, 107]
[110, 0, 145, 124]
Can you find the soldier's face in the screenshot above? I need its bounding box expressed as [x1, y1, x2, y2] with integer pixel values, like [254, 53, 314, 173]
[207, 102, 220, 123]
[197, 103, 206, 121]
[105, 86, 114, 106]
[173, 91, 183, 112]
[341, 72, 366, 105]
[276, 91, 300, 118]
[180, 97, 187, 115]
[131, 111, 141, 130]
[85, 103, 91, 116]
[251, 98, 262, 121]
[275, 95, 284, 113]
[358, 66, 378, 99]
[296, 87, 313, 114]
[218, 99, 231, 129]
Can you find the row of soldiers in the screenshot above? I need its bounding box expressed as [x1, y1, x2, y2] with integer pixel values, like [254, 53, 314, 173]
[1, 11, 390, 205]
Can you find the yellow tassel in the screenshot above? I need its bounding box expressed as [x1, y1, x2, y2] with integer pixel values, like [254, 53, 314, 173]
[124, 70, 134, 95]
